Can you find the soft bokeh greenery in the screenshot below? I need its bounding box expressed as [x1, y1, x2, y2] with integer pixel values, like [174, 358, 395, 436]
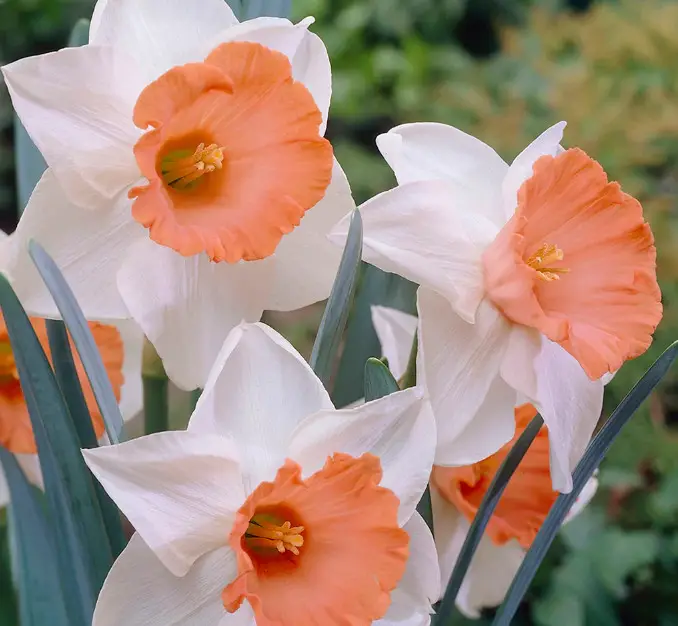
[2, 0, 678, 624]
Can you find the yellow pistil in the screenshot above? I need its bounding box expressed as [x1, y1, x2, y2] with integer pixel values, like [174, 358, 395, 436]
[0, 342, 18, 384]
[245, 516, 305, 556]
[161, 143, 225, 189]
[526, 243, 570, 281]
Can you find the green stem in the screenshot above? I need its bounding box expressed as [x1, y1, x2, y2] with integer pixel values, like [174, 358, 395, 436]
[142, 340, 169, 435]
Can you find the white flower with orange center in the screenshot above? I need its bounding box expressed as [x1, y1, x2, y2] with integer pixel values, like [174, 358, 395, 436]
[83, 323, 439, 626]
[0, 313, 142, 507]
[332, 121, 662, 492]
[431, 404, 598, 618]
[372, 308, 599, 615]
[2, 0, 354, 391]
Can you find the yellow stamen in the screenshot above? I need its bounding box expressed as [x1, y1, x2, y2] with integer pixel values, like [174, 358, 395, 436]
[526, 243, 570, 282]
[162, 143, 225, 189]
[0, 343, 18, 383]
[245, 516, 304, 556]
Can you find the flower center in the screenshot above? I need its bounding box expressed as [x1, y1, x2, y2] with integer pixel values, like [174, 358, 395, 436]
[526, 242, 570, 281]
[0, 341, 18, 385]
[160, 142, 225, 190]
[244, 513, 305, 556]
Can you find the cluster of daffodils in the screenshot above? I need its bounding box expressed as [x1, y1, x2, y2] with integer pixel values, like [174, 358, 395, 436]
[0, 0, 662, 624]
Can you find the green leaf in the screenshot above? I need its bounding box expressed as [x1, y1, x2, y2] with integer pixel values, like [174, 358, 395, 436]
[68, 18, 90, 47]
[310, 209, 363, 388]
[363, 357, 399, 401]
[29, 241, 125, 444]
[46, 319, 127, 558]
[243, 0, 291, 18]
[0, 274, 113, 625]
[225, 0, 243, 19]
[332, 265, 417, 407]
[492, 340, 678, 626]
[433, 414, 545, 626]
[13, 116, 45, 214]
[0, 449, 69, 626]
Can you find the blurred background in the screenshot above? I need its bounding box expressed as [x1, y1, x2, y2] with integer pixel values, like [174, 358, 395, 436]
[2, 0, 678, 624]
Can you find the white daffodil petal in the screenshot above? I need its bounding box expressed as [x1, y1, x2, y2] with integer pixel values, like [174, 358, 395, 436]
[376, 123, 508, 227]
[329, 181, 498, 322]
[90, 0, 238, 81]
[501, 121, 566, 220]
[217, 603, 256, 626]
[113, 319, 144, 425]
[529, 339, 604, 493]
[371, 305, 418, 380]
[288, 387, 435, 525]
[266, 160, 354, 311]
[117, 239, 271, 391]
[418, 289, 513, 461]
[7, 170, 143, 319]
[3, 46, 143, 210]
[435, 374, 516, 467]
[431, 489, 524, 618]
[564, 475, 599, 524]
[83, 431, 245, 576]
[499, 325, 541, 405]
[93, 534, 236, 626]
[190, 323, 333, 491]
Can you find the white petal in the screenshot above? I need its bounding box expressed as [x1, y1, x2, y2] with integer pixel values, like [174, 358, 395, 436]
[376, 512, 440, 626]
[417, 289, 513, 463]
[528, 339, 604, 493]
[371, 305, 418, 380]
[377, 123, 508, 226]
[0, 468, 8, 508]
[288, 387, 435, 525]
[266, 159, 354, 311]
[113, 319, 144, 424]
[117, 240, 271, 391]
[189, 323, 333, 492]
[435, 375, 516, 466]
[218, 604, 255, 626]
[90, 0, 238, 81]
[3, 46, 143, 210]
[16, 454, 43, 490]
[431, 488, 524, 618]
[564, 475, 599, 524]
[329, 181, 498, 323]
[93, 534, 235, 626]
[7, 170, 143, 319]
[83, 431, 245, 576]
[499, 325, 541, 405]
[501, 121, 566, 220]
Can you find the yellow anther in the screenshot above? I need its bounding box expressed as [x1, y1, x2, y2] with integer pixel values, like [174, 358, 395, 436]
[245, 516, 305, 556]
[162, 143, 225, 189]
[527, 243, 570, 281]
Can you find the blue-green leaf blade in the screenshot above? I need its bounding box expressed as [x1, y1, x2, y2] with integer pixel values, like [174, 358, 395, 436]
[0, 274, 113, 624]
[310, 209, 363, 388]
[364, 357, 399, 401]
[29, 241, 125, 444]
[492, 340, 678, 626]
[13, 116, 46, 214]
[0, 448, 69, 626]
[243, 0, 291, 18]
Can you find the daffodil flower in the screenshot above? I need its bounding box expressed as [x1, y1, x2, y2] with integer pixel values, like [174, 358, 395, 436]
[2, 0, 354, 391]
[372, 306, 598, 614]
[83, 323, 439, 626]
[332, 122, 661, 491]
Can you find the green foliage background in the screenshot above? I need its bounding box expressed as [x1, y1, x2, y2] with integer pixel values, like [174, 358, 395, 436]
[2, 0, 678, 624]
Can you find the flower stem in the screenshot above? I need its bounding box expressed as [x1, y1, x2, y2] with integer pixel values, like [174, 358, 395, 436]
[142, 339, 169, 435]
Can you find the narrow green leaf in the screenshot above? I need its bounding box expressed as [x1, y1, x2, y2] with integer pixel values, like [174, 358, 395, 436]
[333, 266, 417, 407]
[13, 116, 45, 214]
[492, 340, 678, 626]
[0, 275, 113, 625]
[0, 449, 69, 626]
[434, 414, 545, 625]
[310, 210, 363, 388]
[142, 340, 170, 434]
[225, 0, 243, 19]
[29, 241, 125, 444]
[46, 319, 127, 557]
[68, 18, 90, 47]
[243, 0, 291, 18]
[364, 357, 399, 401]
